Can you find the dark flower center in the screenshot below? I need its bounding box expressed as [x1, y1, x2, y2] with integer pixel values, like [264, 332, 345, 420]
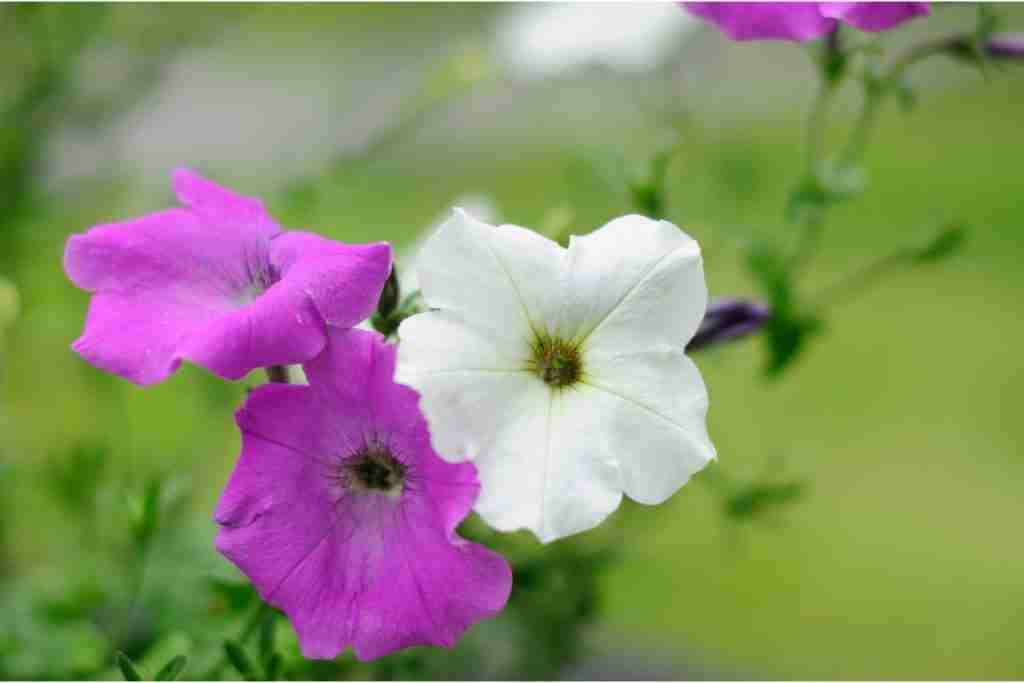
[529, 335, 582, 388]
[344, 447, 406, 496]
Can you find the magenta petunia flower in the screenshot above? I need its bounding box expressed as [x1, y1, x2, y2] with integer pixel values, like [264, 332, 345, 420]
[683, 2, 930, 42]
[214, 328, 512, 660]
[64, 169, 392, 385]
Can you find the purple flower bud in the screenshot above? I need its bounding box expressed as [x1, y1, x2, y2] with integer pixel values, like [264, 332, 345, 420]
[986, 34, 1024, 60]
[687, 298, 771, 352]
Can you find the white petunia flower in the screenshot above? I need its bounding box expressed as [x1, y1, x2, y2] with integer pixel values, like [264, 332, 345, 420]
[396, 209, 716, 542]
[495, 3, 699, 78]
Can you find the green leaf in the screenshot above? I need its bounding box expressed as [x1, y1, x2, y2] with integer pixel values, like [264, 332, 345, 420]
[763, 312, 823, 378]
[258, 611, 276, 666]
[224, 640, 257, 681]
[117, 652, 144, 682]
[129, 478, 163, 550]
[909, 223, 968, 264]
[207, 577, 257, 613]
[48, 442, 107, 514]
[628, 131, 681, 219]
[726, 480, 808, 521]
[819, 35, 848, 85]
[745, 241, 822, 377]
[155, 655, 187, 682]
[264, 653, 283, 681]
[745, 241, 790, 308]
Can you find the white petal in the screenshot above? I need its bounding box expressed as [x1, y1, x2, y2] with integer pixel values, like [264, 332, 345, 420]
[399, 195, 500, 296]
[416, 208, 565, 341]
[396, 311, 535, 464]
[473, 382, 622, 543]
[583, 346, 715, 504]
[561, 215, 706, 351]
[398, 210, 716, 543]
[397, 310, 528, 375]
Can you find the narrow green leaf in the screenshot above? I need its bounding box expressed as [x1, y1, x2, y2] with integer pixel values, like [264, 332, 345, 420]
[258, 612, 276, 665]
[726, 480, 808, 520]
[264, 653, 283, 681]
[130, 478, 163, 550]
[155, 655, 187, 682]
[224, 640, 257, 681]
[117, 652, 144, 682]
[910, 223, 968, 264]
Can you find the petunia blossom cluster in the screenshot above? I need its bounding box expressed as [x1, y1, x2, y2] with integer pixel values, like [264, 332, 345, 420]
[64, 170, 716, 660]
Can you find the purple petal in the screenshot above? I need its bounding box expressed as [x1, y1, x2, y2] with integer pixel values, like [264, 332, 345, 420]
[819, 2, 933, 32]
[65, 170, 391, 384]
[173, 168, 280, 239]
[65, 203, 277, 384]
[270, 231, 392, 328]
[684, 2, 837, 42]
[71, 289, 214, 385]
[215, 329, 511, 660]
[180, 278, 327, 380]
[819, 2, 930, 32]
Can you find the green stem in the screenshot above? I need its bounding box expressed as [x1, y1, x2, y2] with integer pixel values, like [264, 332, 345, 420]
[839, 34, 964, 169]
[793, 33, 967, 272]
[804, 27, 842, 176]
[810, 248, 912, 310]
[837, 82, 884, 169]
[804, 79, 832, 175]
[788, 214, 824, 274]
[787, 42, 840, 271]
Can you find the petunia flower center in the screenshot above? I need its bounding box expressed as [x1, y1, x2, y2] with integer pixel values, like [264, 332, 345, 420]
[235, 256, 280, 306]
[343, 447, 406, 498]
[528, 334, 582, 389]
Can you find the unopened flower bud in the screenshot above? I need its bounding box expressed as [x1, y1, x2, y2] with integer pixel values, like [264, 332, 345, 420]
[377, 267, 400, 320]
[687, 298, 771, 352]
[986, 33, 1024, 60]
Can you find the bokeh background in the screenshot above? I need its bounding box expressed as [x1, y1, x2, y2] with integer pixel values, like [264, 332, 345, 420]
[2, 3, 1024, 680]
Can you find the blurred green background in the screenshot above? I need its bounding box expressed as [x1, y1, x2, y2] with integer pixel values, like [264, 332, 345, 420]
[2, 3, 1024, 680]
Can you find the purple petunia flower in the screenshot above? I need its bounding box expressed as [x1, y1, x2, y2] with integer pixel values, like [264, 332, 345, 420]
[214, 328, 512, 660]
[683, 2, 930, 42]
[64, 169, 392, 385]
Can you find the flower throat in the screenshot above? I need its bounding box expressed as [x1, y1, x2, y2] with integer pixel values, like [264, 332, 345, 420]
[345, 447, 406, 496]
[529, 335, 582, 389]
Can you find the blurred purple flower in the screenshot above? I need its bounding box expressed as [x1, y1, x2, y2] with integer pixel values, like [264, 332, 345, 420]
[986, 33, 1024, 60]
[687, 298, 771, 352]
[64, 169, 391, 385]
[215, 329, 512, 660]
[683, 2, 929, 42]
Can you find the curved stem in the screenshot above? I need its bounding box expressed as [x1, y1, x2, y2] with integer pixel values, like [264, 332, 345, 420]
[794, 32, 968, 273]
[837, 83, 884, 169]
[840, 33, 965, 169]
[789, 214, 824, 274]
[810, 248, 911, 310]
[804, 79, 833, 175]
